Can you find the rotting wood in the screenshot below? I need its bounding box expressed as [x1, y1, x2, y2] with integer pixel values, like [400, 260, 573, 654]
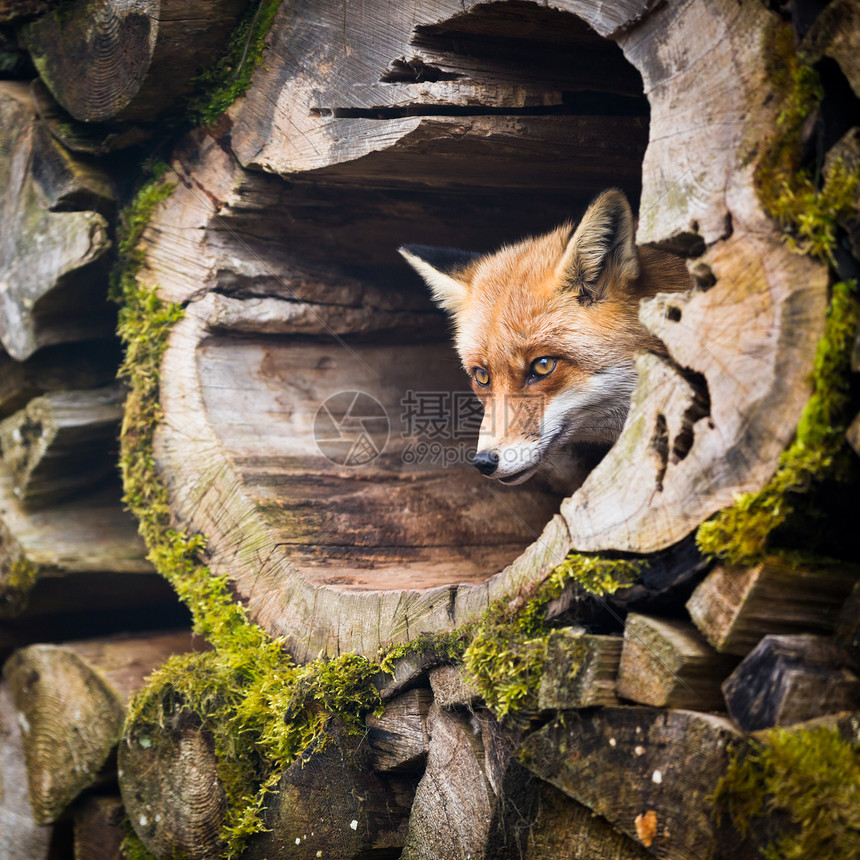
[0, 340, 120, 420]
[20, 0, 248, 122]
[802, 0, 860, 98]
[0, 81, 114, 361]
[0, 682, 54, 860]
[365, 687, 432, 773]
[537, 627, 622, 710]
[73, 795, 126, 860]
[616, 614, 738, 711]
[3, 630, 198, 824]
[519, 707, 748, 860]
[722, 634, 860, 732]
[242, 722, 414, 860]
[0, 468, 154, 615]
[686, 556, 860, 655]
[0, 384, 123, 508]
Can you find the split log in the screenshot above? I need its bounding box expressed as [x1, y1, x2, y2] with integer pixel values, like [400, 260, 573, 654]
[400, 703, 498, 860]
[722, 634, 860, 732]
[0, 384, 123, 507]
[73, 795, 125, 860]
[836, 579, 860, 666]
[686, 556, 860, 655]
[0, 682, 55, 860]
[0, 469, 159, 619]
[0, 81, 114, 361]
[616, 614, 738, 711]
[803, 0, 860, 99]
[0, 339, 120, 420]
[20, 0, 248, 123]
[486, 769, 652, 860]
[3, 630, 198, 824]
[537, 628, 622, 710]
[135, 0, 836, 661]
[429, 664, 481, 708]
[365, 687, 432, 773]
[519, 707, 748, 860]
[242, 726, 413, 860]
[120, 707, 226, 860]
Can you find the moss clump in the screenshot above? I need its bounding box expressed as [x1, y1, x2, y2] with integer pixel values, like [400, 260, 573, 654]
[462, 554, 639, 720]
[713, 725, 860, 859]
[184, 0, 284, 126]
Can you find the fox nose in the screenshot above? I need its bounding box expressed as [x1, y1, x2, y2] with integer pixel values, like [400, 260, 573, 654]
[472, 450, 499, 476]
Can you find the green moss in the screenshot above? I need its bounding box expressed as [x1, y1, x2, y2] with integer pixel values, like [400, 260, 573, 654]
[713, 725, 860, 859]
[184, 0, 284, 126]
[461, 554, 639, 721]
[120, 821, 157, 860]
[1, 557, 39, 612]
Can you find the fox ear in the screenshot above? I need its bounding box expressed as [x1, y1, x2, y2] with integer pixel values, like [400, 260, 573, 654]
[558, 189, 639, 304]
[399, 245, 478, 315]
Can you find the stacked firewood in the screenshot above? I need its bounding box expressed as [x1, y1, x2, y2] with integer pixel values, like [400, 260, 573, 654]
[0, 0, 859, 858]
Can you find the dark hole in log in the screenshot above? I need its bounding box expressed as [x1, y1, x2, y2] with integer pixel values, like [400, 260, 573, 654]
[652, 414, 669, 494]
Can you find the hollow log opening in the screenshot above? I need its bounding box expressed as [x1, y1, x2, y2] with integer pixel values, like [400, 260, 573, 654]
[153, 3, 650, 607]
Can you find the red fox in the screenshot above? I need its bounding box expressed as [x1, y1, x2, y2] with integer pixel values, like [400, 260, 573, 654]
[400, 189, 692, 488]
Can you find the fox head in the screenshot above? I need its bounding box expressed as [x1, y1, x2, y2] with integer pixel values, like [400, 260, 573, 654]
[399, 189, 691, 485]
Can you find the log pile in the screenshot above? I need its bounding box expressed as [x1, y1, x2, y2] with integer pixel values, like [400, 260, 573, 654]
[0, 0, 859, 858]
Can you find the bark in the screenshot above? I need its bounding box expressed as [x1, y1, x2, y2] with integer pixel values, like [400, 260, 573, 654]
[722, 634, 860, 732]
[20, 0, 248, 122]
[537, 628, 622, 709]
[0, 384, 123, 508]
[616, 614, 738, 711]
[73, 795, 126, 860]
[0, 81, 114, 361]
[3, 630, 197, 824]
[520, 707, 748, 860]
[686, 556, 860, 655]
[0, 682, 55, 860]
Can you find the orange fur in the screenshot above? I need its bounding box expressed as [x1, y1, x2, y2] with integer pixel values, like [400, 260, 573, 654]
[400, 189, 692, 486]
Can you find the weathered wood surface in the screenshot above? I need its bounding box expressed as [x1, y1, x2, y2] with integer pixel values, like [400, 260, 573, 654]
[616, 614, 738, 711]
[0, 340, 120, 420]
[0, 81, 114, 361]
[487, 770, 653, 860]
[0, 468, 154, 615]
[803, 0, 860, 98]
[537, 627, 622, 710]
[73, 795, 126, 860]
[121, 708, 226, 860]
[520, 708, 747, 860]
[3, 630, 197, 824]
[0, 384, 123, 507]
[400, 702, 509, 860]
[686, 556, 860, 655]
[429, 664, 481, 708]
[366, 687, 432, 772]
[0, 682, 55, 860]
[132, 0, 838, 660]
[20, 0, 248, 122]
[722, 634, 860, 732]
[243, 726, 413, 860]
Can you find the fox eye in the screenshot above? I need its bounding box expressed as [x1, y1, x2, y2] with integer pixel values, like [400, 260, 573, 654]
[530, 357, 557, 378]
[474, 368, 490, 386]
